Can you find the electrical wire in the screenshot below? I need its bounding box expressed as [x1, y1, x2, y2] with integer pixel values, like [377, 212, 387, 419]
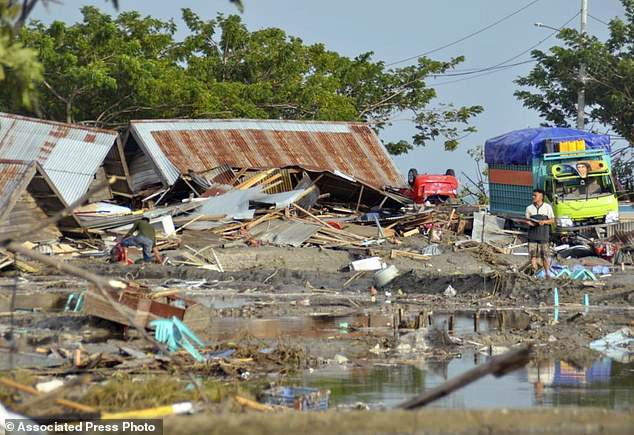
[386, 0, 542, 67]
[589, 14, 610, 26]
[428, 59, 535, 78]
[429, 11, 580, 86]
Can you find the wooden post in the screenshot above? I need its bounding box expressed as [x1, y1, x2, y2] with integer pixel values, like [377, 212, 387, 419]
[397, 307, 404, 328]
[473, 311, 480, 333]
[448, 314, 455, 334]
[416, 310, 428, 329]
[355, 185, 365, 212]
[498, 311, 506, 330]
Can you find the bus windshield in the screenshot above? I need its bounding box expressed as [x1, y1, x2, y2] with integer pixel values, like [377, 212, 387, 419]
[554, 175, 614, 201]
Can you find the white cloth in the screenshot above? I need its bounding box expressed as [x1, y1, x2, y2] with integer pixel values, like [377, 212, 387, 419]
[525, 202, 554, 220]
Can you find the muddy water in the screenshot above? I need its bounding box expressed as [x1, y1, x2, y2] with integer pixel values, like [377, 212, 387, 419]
[199, 313, 392, 341]
[195, 309, 634, 410]
[295, 356, 634, 410]
[197, 307, 634, 341]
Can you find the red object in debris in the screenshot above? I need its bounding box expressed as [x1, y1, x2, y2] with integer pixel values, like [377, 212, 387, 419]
[327, 221, 344, 230]
[111, 242, 133, 265]
[400, 168, 459, 205]
[594, 241, 616, 260]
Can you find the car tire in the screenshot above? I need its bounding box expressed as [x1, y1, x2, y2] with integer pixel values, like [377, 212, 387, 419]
[408, 168, 418, 186]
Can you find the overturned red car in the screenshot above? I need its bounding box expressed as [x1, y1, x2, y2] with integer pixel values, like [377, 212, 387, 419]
[400, 168, 459, 205]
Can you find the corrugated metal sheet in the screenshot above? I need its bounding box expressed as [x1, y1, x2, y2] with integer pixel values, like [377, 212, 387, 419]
[129, 119, 405, 190]
[250, 219, 320, 247]
[0, 161, 32, 214]
[0, 113, 118, 204]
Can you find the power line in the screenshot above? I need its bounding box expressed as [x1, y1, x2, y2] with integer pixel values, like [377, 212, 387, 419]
[589, 14, 610, 26]
[430, 12, 580, 86]
[386, 0, 542, 67]
[429, 59, 536, 78]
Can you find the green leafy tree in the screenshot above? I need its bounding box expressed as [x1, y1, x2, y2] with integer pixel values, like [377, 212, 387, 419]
[177, 10, 483, 152]
[0, 0, 42, 109]
[2, 7, 483, 153]
[515, 0, 634, 144]
[0, 0, 241, 113]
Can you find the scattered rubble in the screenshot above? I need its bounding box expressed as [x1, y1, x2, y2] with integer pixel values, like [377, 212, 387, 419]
[0, 113, 633, 421]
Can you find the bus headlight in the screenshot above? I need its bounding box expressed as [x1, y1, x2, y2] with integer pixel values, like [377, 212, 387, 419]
[556, 216, 574, 227]
[605, 211, 619, 224]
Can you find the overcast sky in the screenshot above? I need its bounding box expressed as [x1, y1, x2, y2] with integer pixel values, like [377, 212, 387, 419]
[32, 0, 626, 185]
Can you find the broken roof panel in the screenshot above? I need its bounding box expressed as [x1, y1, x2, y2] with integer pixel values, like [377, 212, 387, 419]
[0, 161, 34, 219]
[250, 219, 321, 247]
[0, 113, 118, 204]
[129, 119, 405, 190]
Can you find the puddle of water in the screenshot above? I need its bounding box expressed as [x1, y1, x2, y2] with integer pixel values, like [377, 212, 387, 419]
[198, 313, 389, 341]
[294, 355, 634, 410]
[196, 308, 633, 341]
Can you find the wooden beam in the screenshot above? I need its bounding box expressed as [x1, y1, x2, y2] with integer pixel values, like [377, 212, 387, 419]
[229, 168, 249, 186]
[180, 176, 201, 197]
[111, 191, 135, 198]
[236, 169, 276, 190]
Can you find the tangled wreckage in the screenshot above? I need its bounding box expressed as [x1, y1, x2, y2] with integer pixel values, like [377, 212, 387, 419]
[0, 112, 633, 429]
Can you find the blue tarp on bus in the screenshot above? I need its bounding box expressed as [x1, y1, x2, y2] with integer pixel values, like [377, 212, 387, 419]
[484, 128, 611, 165]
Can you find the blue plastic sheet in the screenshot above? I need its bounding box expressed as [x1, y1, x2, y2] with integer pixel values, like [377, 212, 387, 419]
[484, 128, 611, 165]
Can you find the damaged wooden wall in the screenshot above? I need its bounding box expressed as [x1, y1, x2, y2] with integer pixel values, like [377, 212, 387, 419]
[0, 190, 61, 242]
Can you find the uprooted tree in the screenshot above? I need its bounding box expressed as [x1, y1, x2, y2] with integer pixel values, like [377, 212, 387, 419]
[514, 0, 634, 193]
[0, 6, 483, 153]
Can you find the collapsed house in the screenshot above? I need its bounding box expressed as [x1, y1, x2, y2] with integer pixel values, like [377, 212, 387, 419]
[123, 119, 407, 208]
[0, 113, 131, 239]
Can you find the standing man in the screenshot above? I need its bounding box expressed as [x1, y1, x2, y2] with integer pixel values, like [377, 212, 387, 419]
[525, 189, 555, 275]
[122, 217, 162, 263]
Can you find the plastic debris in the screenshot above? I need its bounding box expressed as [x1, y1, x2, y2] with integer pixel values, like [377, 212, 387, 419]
[64, 291, 86, 312]
[333, 354, 348, 364]
[261, 386, 330, 411]
[36, 379, 64, 393]
[444, 285, 457, 297]
[350, 257, 385, 271]
[589, 327, 634, 363]
[208, 349, 236, 359]
[422, 244, 442, 256]
[151, 316, 206, 363]
[374, 265, 399, 287]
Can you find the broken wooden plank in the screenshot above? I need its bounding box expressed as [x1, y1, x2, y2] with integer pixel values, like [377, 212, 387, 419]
[401, 228, 420, 238]
[236, 169, 277, 190]
[390, 249, 430, 261]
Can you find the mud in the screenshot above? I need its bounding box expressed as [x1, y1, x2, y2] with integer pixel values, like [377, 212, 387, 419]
[0, 243, 633, 425]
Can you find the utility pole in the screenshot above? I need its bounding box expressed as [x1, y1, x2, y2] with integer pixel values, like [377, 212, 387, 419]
[577, 0, 588, 130]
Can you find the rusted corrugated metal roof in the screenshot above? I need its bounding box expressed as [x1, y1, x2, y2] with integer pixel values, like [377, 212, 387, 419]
[0, 161, 34, 216]
[129, 119, 405, 190]
[0, 113, 118, 204]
